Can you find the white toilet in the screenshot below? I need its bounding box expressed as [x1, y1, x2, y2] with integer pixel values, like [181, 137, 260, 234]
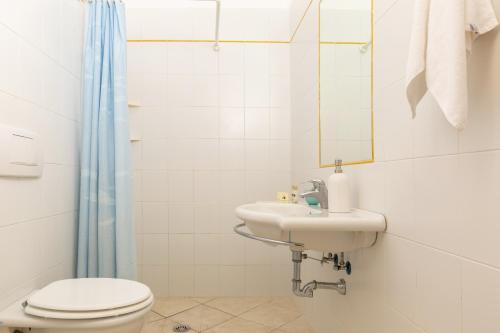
[0, 278, 153, 333]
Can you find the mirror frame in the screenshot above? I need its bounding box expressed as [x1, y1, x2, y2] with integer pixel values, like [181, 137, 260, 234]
[318, 0, 375, 168]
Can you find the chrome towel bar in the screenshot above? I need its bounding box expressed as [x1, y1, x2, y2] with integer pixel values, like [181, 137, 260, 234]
[233, 223, 303, 248]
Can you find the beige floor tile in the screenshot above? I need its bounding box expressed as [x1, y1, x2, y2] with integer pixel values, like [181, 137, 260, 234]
[145, 311, 164, 323]
[192, 297, 214, 304]
[205, 317, 273, 333]
[271, 297, 299, 311]
[169, 305, 233, 332]
[239, 299, 302, 329]
[141, 318, 180, 333]
[153, 297, 200, 317]
[205, 297, 272, 316]
[278, 316, 314, 333]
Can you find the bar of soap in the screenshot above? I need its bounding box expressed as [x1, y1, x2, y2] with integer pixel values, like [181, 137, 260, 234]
[276, 192, 290, 202]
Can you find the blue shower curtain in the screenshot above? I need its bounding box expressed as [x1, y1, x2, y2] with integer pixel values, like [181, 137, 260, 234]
[77, 0, 136, 280]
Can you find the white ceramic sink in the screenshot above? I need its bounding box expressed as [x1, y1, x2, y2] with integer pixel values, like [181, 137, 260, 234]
[235, 202, 386, 252]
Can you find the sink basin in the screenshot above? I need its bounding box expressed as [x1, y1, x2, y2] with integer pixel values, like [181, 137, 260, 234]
[235, 202, 386, 252]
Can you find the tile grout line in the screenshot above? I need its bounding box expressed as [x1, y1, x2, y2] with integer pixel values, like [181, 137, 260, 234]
[146, 297, 303, 332]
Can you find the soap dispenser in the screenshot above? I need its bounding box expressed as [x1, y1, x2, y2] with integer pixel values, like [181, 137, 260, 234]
[328, 159, 351, 213]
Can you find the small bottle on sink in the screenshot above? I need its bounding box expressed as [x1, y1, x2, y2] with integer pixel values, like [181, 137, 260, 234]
[328, 159, 351, 213]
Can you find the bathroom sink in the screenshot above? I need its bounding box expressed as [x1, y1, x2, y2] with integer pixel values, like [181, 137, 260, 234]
[235, 202, 386, 252]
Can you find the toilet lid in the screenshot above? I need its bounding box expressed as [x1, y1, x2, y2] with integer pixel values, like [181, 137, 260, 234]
[24, 294, 154, 320]
[27, 278, 152, 312]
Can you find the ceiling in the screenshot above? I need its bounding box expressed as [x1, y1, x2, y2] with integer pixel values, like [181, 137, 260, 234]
[126, 0, 294, 9]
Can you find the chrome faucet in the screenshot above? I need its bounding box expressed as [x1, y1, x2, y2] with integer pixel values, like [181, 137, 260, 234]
[300, 180, 328, 209]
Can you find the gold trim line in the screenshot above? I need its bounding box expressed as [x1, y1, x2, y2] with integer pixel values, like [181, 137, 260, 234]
[126, 0, 314, 44]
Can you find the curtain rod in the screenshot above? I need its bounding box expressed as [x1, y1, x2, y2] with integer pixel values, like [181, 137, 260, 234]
[79, 0, 125, 3]
[81, 0, 220, 51]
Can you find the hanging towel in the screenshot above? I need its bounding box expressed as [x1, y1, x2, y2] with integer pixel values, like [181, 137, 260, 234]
[406, 0, 498, 130]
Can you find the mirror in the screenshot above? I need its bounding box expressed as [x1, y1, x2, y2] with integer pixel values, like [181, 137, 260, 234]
[319, 0, 373, 167]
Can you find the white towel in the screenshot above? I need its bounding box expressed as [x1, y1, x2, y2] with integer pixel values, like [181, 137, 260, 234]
[406, 0, 498, 130]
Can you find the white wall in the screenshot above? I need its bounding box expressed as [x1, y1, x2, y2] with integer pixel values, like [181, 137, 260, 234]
[126, 4, 290, 41]
[127, 6, 293, 297]
[291, 1, 500, 333]
[0, 0, 84, 310]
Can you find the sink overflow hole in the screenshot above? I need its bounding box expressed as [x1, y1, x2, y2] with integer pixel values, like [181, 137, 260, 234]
[173, 324, 191, 332]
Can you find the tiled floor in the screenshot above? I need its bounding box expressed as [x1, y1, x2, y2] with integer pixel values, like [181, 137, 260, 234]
[142, 297, 314, 333]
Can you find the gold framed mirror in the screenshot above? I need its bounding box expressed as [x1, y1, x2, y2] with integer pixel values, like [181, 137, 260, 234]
[319, 0, 374, 167]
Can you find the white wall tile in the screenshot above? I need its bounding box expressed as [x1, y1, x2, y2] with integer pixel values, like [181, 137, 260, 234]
[245, 140, 270, 170]
[219, 140, 245, 170]
[169, 234, 194, 265]
[142, 265, 169, 297]
[195, 265, 220, 296]
[270, 76, 291, 108]
[462, 261, 500, 333]
[270, 107, 291, 139]
[168, 171, 194, 203]
[192, 75, 219, 106]
[458, 151, 500, 268]
[220, 109, 245, 139]
[188, 108, 219, 139]
[194, 45, 218, 74]
[130, 15, 291, 298]
[218, 171, 247, 205]
[220, 75, 244, 107]
[169, 264, 194, 296]
[218, 45, 244, 75]
[142, 171, 169, 202]
[166, 44, 194, 74]
[383, 235, 417, 320]
[194, 171, 220, 204]
[414, 247, 461, 333]
[219, 235, 245, 265]
[289, 0, 500, 332]
[0, 0, 83, 308]
[219, 266, 246, 296]
[142, 202, 169, 234]
[384, 160, 414, 238]
[194, 235, 220, 265]
[169, 204, 195, 234]
[194, 204, 220, 234]
[194, 139, 219, 170]
[245, 109, 270, 139]
[373, 0, 414, 89]
[143, 234, 169, 265]
[413, 156, 461, 253]
[245, 74, 270, 107]
[245, 265, 272, 296]
[244, 239, 272, 265]
[412, 95, 459, 158]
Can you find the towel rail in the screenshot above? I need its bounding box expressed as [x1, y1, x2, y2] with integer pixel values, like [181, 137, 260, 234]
[233, 223, 303, 248]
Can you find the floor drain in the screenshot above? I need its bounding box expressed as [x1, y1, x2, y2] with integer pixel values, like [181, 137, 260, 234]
[173, 324, 191, 332]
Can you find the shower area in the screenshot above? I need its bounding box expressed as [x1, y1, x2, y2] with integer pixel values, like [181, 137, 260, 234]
[126, 0, 303, 331]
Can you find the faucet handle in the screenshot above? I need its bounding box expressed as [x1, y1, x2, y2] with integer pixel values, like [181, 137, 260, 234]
[306, 179, 326, 190]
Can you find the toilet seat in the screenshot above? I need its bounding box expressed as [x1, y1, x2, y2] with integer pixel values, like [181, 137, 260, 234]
[24, 294, 154, 320]
[23, 278, 153, 320]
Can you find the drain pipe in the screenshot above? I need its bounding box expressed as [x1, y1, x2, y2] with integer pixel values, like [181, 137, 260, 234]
[233, 224, 347, 297]
[291, 246, 346, 297]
